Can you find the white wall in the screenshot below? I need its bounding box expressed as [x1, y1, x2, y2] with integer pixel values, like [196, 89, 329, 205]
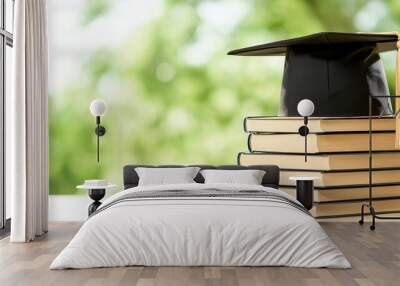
[49, 195, 92, 221]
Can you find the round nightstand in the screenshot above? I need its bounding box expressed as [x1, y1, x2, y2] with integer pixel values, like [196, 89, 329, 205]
[289, 176, 320, 210]
[77, 183, 117, 216]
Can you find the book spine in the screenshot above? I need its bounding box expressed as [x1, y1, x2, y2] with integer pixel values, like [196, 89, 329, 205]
[247, 134, 253, 152]
[237, 152, 243, 165]
[243, 116, 248, 133]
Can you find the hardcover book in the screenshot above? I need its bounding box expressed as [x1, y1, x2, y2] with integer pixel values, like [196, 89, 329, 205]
[244, 116, 395, 133]
[310, 198, 400, 218]
[238, 152, 400, 171]
[280, 185, 400, 202]
[248, 132, 396, 153]
[280, 169, 400, 188]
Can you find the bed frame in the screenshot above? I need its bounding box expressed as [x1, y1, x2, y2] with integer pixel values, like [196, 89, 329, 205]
[123, 165, 280, 190]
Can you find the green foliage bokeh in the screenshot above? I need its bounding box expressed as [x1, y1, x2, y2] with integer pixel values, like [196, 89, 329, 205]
[49, 0, 400, 194]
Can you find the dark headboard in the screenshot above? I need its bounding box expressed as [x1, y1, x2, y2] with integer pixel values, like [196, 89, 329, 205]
[123, 165, 280, 189]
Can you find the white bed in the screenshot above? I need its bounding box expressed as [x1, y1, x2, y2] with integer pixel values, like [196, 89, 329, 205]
[50, 182, 350, 269]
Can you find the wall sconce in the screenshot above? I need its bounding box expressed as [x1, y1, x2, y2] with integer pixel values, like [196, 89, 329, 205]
[90, 99, 107, 162]
[297, 99, 315, 162]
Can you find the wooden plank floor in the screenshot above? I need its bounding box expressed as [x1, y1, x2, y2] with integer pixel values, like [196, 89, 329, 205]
[0, 222, 399, 286]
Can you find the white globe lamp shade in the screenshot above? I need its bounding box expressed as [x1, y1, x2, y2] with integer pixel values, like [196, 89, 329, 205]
[297, 99, 315, 117]
[90, 99, 107, 117]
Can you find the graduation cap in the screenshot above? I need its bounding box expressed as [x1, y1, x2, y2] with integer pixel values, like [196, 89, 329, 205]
[228, 32, 400, 117]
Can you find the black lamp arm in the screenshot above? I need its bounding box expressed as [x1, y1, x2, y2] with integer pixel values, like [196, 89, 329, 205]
[94, 116, 106, 163]
[298, 116, 309, 162]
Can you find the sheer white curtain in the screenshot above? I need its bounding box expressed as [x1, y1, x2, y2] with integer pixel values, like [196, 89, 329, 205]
[8, 0, 48, 242]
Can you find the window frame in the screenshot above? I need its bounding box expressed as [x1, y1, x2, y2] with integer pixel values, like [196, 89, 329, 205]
[0, 0, 13, 234]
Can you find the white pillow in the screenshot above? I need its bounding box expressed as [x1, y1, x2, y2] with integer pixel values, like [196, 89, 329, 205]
[135, 167, 200, 186]
[200, 169, 266, 185]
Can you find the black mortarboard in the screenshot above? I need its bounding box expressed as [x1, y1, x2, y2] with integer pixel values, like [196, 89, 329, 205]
[228, 32, 400, 117]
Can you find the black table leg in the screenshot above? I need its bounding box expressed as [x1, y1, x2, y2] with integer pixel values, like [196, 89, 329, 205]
[88, 189, 105, 216]
[296, 180, 314, 210]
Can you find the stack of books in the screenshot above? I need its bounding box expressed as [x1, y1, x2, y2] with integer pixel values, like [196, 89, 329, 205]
[238, 116, 400, 218]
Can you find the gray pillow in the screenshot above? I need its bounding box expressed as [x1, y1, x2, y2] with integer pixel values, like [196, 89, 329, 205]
[200, 169, 266, 185]
[135, 167, 200, 186]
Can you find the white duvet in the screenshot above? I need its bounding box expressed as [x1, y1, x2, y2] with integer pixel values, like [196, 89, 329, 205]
[50, 183, 351, 269]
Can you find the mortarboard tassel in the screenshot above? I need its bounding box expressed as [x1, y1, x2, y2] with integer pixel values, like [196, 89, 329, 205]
[396, 40, 400, 149]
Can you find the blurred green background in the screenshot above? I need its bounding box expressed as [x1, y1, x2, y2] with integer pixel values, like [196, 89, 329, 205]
[48, 0, 400, 194]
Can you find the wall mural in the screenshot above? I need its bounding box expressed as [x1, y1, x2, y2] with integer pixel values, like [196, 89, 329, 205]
[48, 0, 400, 194]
